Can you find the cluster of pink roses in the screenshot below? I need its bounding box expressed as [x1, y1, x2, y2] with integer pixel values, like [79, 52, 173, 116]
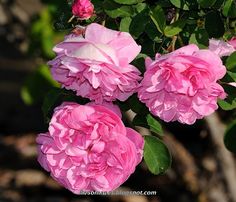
[38, 22, 145, 193]
[36, 0, 236, 194]
[48, 22, 231, 125]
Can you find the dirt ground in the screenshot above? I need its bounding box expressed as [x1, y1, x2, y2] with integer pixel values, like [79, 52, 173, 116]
[0, 0, 236, 202]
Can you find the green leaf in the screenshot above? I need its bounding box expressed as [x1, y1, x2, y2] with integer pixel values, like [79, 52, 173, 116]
[164, 19, 186, 37]
[129, 9, 150, 39]
[128, 94, 147, 114]
[146, 114, 163, 135]
[158, 0, 173, 7]
[133, 3, 147, 13]
[224, 120, 236, 153]
[226, 52, 236, 70]
[223, 0, 236, 18]
[212, 0, 225, 9]
[170, 0, 189, 10]
[223, 0, 232, 16]
[227, 71, 236, 82]
[120, 17, 132, 32]
[170, 0, 197, 10]
[113, 0, 144, 5]
[140, 36, 157, 57]
[144, 136, 172, 175]
[218, 99, 236, 110]
[197, 0, 217, 8]
[205, 11, 225, 38]
[132, 113, 163, 136]
[21, 65, 59, 105]
[189, 28, 209, 48]
[145, 21, 163, 43]
[218, 84, 236, 110]
[150, 5, 166, 33]
[103, 0, 134, 18]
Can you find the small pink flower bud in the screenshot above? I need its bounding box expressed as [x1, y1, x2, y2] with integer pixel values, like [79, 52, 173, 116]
[72, 0, 94, 20]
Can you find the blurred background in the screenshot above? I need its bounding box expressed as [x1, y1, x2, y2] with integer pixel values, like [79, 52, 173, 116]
[0, 0, 236, 202]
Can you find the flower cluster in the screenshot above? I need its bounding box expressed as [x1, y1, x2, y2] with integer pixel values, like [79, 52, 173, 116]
[37, 0, 236, 194]
[40, 15, 143, 193]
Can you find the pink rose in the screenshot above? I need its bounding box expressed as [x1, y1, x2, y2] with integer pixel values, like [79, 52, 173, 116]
[209, 38, 235, 57]
[138, 44, 226, 125]
[87, 101, 122, 118]
[228, 37, 236, 49]
[48, 23, 141, 103]
[72, 0, 94, 20]
[36, 102, 144, 193]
